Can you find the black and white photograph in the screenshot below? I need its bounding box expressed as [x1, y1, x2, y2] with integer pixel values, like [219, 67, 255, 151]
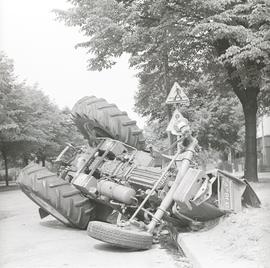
[0, 0, 270, 267]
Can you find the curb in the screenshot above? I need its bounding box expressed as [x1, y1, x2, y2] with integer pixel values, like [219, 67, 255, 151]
[176, 222, 263, 268]
[176, 179, 269, 268]
[0, 184, 19, 192]
[177, 234, 202, 268]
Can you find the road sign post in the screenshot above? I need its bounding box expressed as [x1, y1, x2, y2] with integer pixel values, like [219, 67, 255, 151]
[165, 82, 190, 152]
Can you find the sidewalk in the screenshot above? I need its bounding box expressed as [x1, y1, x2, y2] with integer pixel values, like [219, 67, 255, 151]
[177, 173, 270, 268]
[0, 181, 19, 192]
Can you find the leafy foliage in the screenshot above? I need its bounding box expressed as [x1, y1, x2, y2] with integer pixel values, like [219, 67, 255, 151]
[0, 52, 85, 185]
[55, 0, 270, 180]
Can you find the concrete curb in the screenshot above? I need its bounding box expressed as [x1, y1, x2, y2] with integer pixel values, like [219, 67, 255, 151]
[0, 183, 19, 192]
[176, 178, 269, 268]
[177, 231, 258, 268]
[177, 234, 202, 268]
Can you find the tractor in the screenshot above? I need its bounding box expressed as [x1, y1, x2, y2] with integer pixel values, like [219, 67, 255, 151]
[17, 96, 260, 250]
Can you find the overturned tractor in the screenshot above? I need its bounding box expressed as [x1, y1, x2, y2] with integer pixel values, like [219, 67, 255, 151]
[17, 96, 260, 250]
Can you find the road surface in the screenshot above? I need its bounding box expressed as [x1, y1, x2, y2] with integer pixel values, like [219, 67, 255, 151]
[0, 189, 187, 268]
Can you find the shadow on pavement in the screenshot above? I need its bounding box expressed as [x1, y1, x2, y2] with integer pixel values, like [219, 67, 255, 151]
[94, 243, 146, 253]
[0, 210, 16, 221]
[40, 219, 75, 230]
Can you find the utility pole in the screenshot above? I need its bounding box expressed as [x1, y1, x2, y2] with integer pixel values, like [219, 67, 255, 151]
[162, 38, 173, 154]
[166, 82, 190, 154]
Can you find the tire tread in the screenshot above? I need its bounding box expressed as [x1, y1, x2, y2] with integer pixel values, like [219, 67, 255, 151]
[17, 163, 96, 229]
[72, 96, 145, 150]
[87, 221, 153, 250]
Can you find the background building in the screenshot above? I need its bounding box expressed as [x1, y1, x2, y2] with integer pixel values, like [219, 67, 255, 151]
[257, 115, 270, 172]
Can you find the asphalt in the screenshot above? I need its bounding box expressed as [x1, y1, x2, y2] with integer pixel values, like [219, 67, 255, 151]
[1, 173, 269, 268]
[0, 190, 188, 268]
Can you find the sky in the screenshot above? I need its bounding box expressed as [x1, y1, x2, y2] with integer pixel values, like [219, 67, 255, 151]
[0, 0, 146, 127]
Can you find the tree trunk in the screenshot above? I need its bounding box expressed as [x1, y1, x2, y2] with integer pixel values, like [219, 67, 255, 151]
[2, 151, 9, 186]
[243, 104, 258, 182]
[23, 155, 29, 166]
[41, 157, 46, 167]
[214, 39, 260, 182]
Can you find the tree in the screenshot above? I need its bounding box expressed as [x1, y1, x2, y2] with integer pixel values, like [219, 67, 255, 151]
[0, 82, 49, 184]
[134, 1, 270, 180]
[0, 52, 23, 186]
[188, 0, 270, 181]
[55, 0, 270, 181]
[0, 53, 85, 185]
[15, 87, 85, 167]
[142, 74, 245, 157]
[54, 0, 200, 150]
[184, 76, 245, 153]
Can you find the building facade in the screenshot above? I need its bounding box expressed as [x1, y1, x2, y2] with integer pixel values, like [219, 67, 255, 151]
[257, 115, 270, 172]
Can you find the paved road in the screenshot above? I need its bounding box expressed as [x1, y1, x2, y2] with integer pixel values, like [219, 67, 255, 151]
[0, 190, 184, 268]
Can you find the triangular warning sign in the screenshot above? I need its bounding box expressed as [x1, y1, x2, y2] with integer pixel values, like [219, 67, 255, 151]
[166, 82, 190, 105]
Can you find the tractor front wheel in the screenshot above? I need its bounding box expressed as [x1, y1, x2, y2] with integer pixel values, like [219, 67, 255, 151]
[87, 221, 153, 250]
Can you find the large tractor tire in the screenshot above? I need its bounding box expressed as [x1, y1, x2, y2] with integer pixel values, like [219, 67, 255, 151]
[72, 96, 146, 150]
[87, 221, 153, 250]
[17, 163, 96, 229]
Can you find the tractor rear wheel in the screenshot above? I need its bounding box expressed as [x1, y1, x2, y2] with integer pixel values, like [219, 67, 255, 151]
[87, 221, 153, 250]
[17, 163, 96, 229]
[72, 96, 145, 150]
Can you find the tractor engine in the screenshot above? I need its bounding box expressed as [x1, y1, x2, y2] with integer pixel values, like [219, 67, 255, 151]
[57, 138, 173, 219]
